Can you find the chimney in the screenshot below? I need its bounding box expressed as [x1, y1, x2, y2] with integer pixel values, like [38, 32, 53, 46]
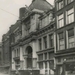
[19, 7, 26, 19]
[32, 0, 35, 2]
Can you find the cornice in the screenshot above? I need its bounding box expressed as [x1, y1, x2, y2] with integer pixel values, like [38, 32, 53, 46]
[37, 21, 55, 36]
[36, 47, 54, 54]
[55, 48, 75, 57]
[10, 21, 55, 47]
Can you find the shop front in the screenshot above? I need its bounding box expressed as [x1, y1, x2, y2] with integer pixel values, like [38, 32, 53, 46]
[56, 60, 75, 75]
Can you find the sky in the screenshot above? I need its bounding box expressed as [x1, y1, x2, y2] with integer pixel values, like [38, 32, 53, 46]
[0, 0, 54, 42]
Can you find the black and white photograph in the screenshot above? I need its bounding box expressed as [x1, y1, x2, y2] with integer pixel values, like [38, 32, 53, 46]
[0, 0, 75, 75]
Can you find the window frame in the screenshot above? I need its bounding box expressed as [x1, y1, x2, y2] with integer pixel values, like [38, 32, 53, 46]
[43, 36, 47, 49]
[67, 28, 75, 48]
[57, 13, 64, 28]
[57, 0, 64, 10]
[66, 7, 74, 25]
[39, 62, 43, 69]
[38, 38, 42, 50]
[58, 32, 65, 50]
[49, 34, 54, 48]
[38, 54, 43, 61]
[66, 0, 74, 5]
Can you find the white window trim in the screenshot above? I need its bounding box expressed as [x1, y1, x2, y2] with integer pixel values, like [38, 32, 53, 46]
[57, 13, 64, 28]
[66, 7, 74, 25]
[57, 33, 65, 50]
[57, 0, 64, 10]
[66, 29, 75, 49]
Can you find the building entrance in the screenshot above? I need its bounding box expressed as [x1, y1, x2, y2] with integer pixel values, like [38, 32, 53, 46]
[26, 46, 33, 69]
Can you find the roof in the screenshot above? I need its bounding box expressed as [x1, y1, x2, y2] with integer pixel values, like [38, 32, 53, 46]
[29, 0, 53, 11]
[39, 8, 54, 19]
[10, 20, 22, 33]
[2, 31, 10, 41]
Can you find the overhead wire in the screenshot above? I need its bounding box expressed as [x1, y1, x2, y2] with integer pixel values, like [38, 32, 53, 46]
[0, 7, 19, 18]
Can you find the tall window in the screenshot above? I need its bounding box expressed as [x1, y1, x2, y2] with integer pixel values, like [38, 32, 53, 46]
[68, 29, 75, 48]
[39, 62, 43, 69]
[14, 50, 16, 57]
[58, 32, 65, 50]
[49, 34, 54, 47]
[58, 14, 64, 28]
[43, 36, 47, 49]
[0, 52, 1, 63]
[38, 54, 43, 61]
[17, 49, 20, 57]
[45, 62, 47, 69]
[38, 54, 43, 69]
[44, 53, 47, 60]
[49, 53, 54, 59]
[38, 39, 42, 50]
[57, 0, 64, 10]
[67, 8, 74, 24]
[49, 60, 54, 70]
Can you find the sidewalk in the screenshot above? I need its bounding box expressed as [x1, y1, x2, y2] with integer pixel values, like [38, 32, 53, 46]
[0, 73, 9, 75]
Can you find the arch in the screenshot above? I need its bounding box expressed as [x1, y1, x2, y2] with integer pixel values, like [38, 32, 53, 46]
[25, 46, 32, 54]
[25, 46, 33, 68]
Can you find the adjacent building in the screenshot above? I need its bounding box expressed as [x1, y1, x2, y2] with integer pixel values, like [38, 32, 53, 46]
[55, 0, 75, 75]
[0, 43, 2, 66]
[0, 43, 3, 73]
[10, 20, 22, 73]
[2, 31, 11, 74]
[37, 9, 55, 75]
